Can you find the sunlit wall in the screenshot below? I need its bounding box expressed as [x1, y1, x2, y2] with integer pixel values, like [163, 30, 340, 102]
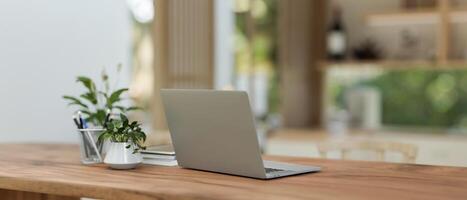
[0, 0, 132, 142]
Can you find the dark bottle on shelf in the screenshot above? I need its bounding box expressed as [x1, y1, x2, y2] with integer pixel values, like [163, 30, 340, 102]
[327, 4, 346, 60]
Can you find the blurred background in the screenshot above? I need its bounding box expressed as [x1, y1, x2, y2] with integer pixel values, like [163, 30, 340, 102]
[2, 0, 467, 167]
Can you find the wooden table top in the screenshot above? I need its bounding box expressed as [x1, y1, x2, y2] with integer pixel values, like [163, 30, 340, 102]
[0, 144, 466, 200]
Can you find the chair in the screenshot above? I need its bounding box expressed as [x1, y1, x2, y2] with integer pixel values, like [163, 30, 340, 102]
[317, 140, 418, 163]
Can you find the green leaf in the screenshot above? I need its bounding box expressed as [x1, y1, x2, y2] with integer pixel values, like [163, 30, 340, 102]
[98, 131, 111, 144]
[62, 95, 88, 109]
[95, 109, 107, 127]
[81, 110, 92, 116]
[80, 92, 98, 105]
[126, 106, 142, 111]
[138, 132, 146, 142]
[107, 88, 128, 107]
[113, 105, 141, 113]
[120, 114, 129, 127]
[107, 120, 115, 130]
[118, 126, 126, 134]
[114, 105, 127, 112]
[76, 76, 96, 93]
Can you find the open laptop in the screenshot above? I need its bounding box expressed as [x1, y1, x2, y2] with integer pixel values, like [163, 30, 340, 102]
[161, 89, 320, 179]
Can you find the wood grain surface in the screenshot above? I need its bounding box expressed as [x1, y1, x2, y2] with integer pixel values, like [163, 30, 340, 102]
[0, 189, 78, 200]
[0, 144, 466, 200]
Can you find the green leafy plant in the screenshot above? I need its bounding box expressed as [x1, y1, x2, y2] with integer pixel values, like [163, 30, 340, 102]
[62, 64, 140, 127]
[98, 114, 146, 153]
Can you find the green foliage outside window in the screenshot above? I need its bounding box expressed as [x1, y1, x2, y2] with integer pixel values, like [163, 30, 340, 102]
[235, 0, 279, 114]
[336, 69, 467, 129]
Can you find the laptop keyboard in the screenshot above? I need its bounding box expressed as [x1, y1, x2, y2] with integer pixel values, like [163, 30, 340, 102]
[265, 168, 285, 173]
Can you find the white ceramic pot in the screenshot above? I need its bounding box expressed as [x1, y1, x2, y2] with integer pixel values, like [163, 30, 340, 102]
[104, 142, 142, 169]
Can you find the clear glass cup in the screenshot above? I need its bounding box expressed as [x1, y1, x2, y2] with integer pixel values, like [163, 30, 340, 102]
[77, 128, 105, 164]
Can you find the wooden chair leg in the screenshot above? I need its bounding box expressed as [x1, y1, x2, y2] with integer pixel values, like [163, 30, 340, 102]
[0, 189, 79, 200]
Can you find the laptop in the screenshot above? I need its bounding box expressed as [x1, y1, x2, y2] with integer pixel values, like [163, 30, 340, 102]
[161, 89, 320, 179]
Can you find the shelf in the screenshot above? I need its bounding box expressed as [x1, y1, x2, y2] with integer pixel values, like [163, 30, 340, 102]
[319, 60, 467, 71]
[365, 8, 467, 26]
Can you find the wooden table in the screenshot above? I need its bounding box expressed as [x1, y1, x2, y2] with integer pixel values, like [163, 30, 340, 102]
[0, 144, 467, 200]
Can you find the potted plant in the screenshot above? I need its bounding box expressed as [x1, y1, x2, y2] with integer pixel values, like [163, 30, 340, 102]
[62, 65, 141, 164]
[98, 114, 147, 169]
[62, 65, 140, 128]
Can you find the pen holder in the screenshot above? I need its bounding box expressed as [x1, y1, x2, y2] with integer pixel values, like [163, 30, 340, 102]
[77, 128, 106, 164]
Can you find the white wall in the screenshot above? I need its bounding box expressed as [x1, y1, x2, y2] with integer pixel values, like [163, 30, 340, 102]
[0, 0, 132, 143]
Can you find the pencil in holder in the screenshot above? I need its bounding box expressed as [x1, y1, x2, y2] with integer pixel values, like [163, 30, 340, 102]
[77, 128, 106, 164]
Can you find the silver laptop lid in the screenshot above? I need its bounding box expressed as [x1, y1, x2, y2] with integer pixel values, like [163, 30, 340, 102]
[161, 89, 266, 178]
